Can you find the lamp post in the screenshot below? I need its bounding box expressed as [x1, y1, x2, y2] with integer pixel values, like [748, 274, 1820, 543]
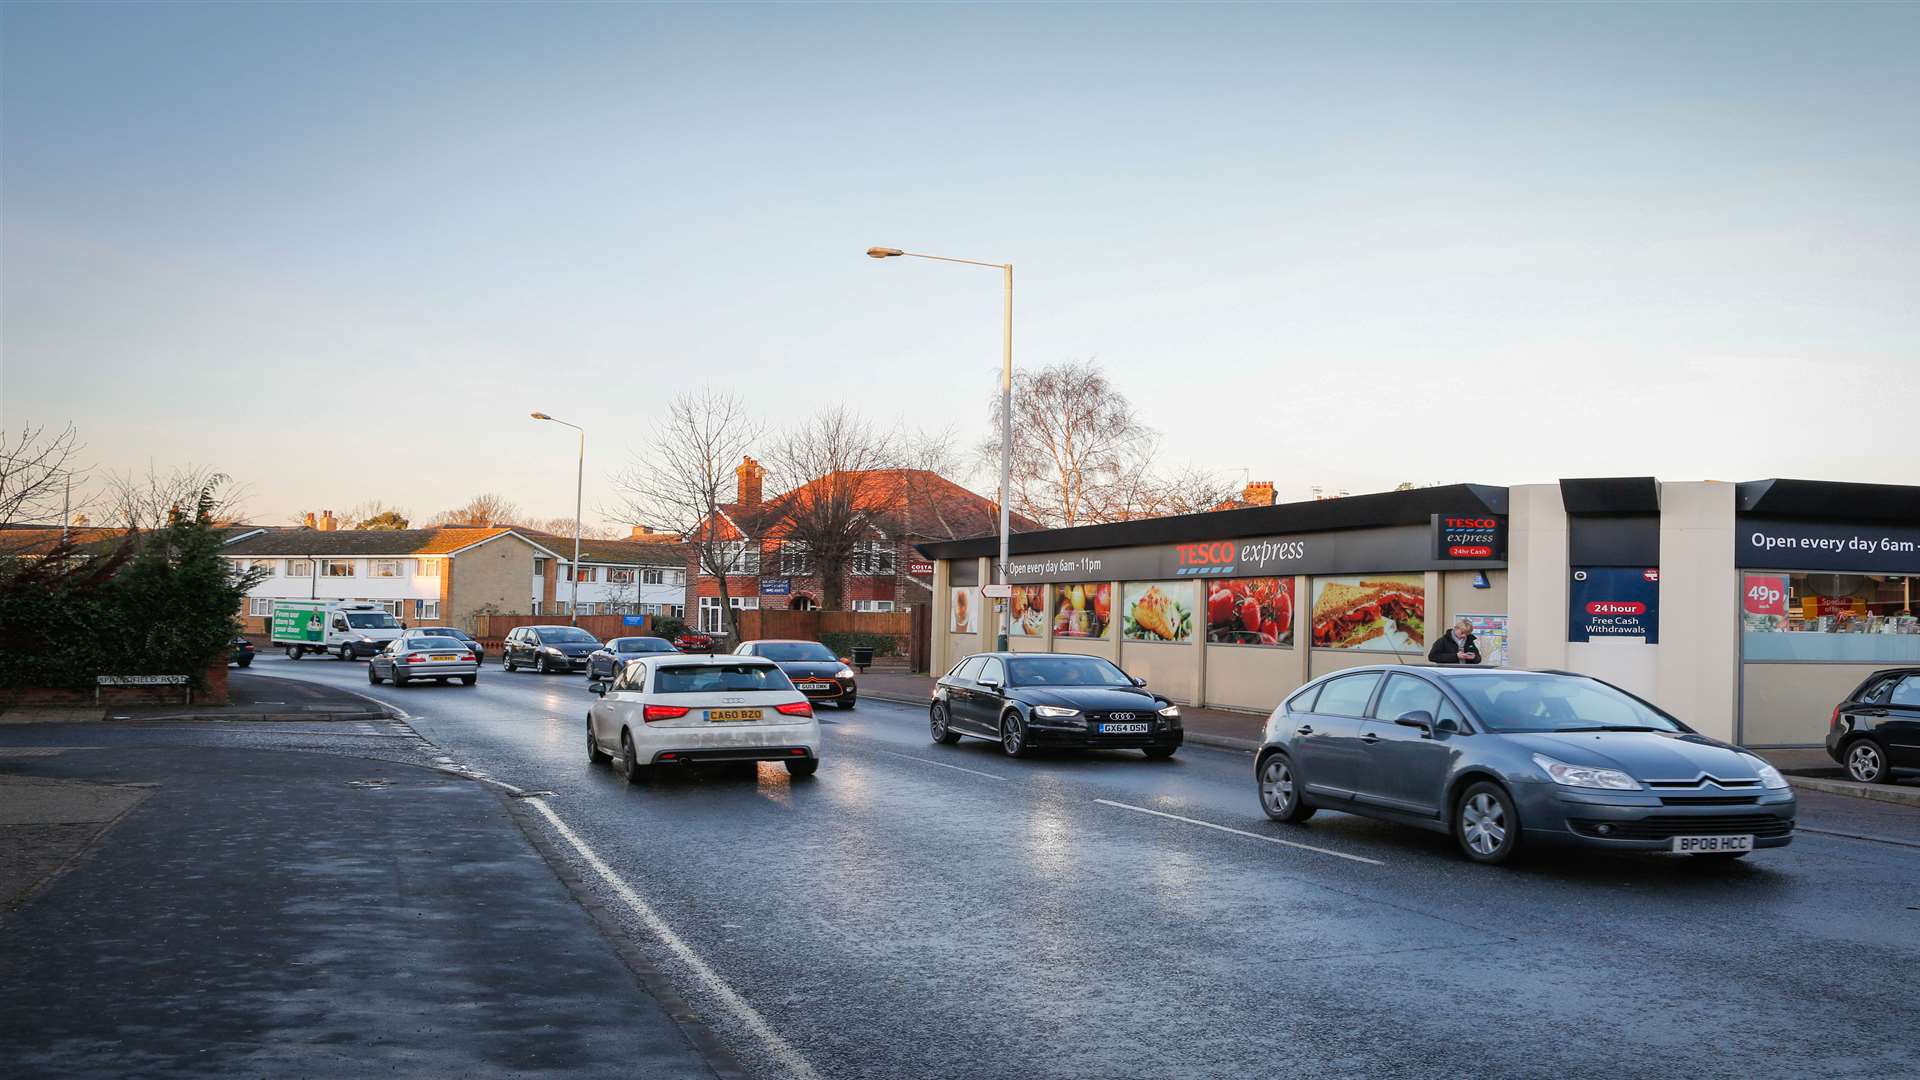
[530, 412, 585, 625]
[867, 246, 1014, 650]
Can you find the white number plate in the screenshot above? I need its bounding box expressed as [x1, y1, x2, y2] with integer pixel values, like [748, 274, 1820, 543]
[1671, 834, 1754, 854]
[1100, 722, 1150, 734]
[797, 682, 833, 691]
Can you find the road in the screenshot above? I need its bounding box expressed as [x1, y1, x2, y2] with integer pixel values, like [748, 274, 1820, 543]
[251, 653, 1920, 1080]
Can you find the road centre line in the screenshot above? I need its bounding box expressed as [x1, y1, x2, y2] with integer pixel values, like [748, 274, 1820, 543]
[525, 798, 821, 1080]
[853, 744, 1012, 781]
[1094, 798, 1386, 866]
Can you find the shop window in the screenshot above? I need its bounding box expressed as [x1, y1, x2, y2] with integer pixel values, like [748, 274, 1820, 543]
[1741, 573, 1920, 663]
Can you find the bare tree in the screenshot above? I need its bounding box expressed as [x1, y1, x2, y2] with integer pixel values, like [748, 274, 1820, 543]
[427, 493, 522, 527]
[528, 516, 623, 541]
[980, 359, 1154, 528]
[610, 389, 760, 641]
[761, 407, 897, 610]
[0, 424, 88, 535]
[1102, 439, 1239, 520]
[340, 499, 410, 530]
[103, 464, 249, 531]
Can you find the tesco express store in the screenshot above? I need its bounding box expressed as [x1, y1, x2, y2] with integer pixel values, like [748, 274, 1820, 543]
[917, 478, 1920, 748]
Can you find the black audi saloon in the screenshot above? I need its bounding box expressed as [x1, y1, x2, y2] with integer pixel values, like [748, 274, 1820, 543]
[1256, 666, 1795, 865]
[931, 652, 1182, 759]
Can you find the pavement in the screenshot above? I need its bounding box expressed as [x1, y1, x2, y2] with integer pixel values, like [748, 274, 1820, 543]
[0, 667, 393, 724]
[154, 652, 1920, 1080]
[0, 675, 731, 1079]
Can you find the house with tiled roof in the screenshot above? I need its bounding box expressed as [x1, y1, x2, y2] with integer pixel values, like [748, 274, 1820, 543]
[221, 523, 688, 633]
[685, 457, 1036, 632]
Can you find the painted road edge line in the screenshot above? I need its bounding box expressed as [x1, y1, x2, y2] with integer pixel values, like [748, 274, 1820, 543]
[525, 798, 822, 1080]
[1094, 798, 1386, 866]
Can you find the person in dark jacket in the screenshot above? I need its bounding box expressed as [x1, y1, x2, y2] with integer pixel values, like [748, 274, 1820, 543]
[1428, 619, 1482, 665]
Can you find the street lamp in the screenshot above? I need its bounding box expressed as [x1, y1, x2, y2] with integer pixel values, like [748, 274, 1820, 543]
[867, 246, 1015, 650]
[531, 411, 585, 626]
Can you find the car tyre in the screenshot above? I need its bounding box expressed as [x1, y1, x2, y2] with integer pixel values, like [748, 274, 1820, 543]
[929, 702, 961, 745]
[620, 731, 649, 784]
[1142, 745, 1177, 760]
[839, 698, 856, 711]
[504, 654, 517, 672]
[786, 758, 819, 778]
[1000, 711, 1031, 758]
[587, 722, 610, 765]
[236, 659, 252, 668]
[1455, 781, 1520, 865]
[1259, 753, 1316, 822]
[368, 666, 382, 685]
[338, 646, 352, 661]
[1845, 739, 1892, 784]
[536, 655, 551, 675]
[289, 646, 304, 661]
[460, 675, 477, 686]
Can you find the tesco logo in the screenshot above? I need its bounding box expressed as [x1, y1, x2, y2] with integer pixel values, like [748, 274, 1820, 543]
[1175, 541, 1236, 567]
[1586, 601, 1647, 616]
[1445, 517, 1499, 529]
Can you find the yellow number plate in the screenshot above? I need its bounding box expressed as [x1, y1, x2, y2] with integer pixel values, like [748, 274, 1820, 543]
[706, 708, 762, 722]
[432, 654, 462, 661]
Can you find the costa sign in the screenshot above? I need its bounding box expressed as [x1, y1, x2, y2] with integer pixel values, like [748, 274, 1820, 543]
[1432, 514, 1506, 561]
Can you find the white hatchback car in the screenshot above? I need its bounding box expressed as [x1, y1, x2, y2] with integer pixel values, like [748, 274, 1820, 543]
[587, 654, 822, 781]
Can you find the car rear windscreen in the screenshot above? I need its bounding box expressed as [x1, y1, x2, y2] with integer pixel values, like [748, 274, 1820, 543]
[653, 664, 793, 694]
[408, 637, 465, 650]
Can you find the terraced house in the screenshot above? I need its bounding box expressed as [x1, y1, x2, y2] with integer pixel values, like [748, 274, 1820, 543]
[223, 523, 687, 634]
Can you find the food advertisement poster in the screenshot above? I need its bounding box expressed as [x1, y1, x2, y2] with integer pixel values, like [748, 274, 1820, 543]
[950, 588, 979, 634]
[1741, 574, 1789, 632]
[1051, 582, 1111, 639]
[1310, 575, 1426, 652]
[1205, 577, 1294, 646]
[1007, 584, 1048, 637]
[1568, 567, 1660, 643]
[1122, 581, 1196, 643]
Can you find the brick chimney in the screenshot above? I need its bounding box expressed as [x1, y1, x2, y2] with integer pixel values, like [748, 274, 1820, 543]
[319, 509, 337, 532]
[736, 456, 764, 506]
[302, 511, 317, 529]
[629, 524, 671, 540]
[1241, 481, 1276, 507]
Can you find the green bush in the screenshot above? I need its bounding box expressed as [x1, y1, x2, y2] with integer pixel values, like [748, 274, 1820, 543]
[0, 486, 258, 693]
[819, 631, 898, 659]
[652, 616, 688, 641]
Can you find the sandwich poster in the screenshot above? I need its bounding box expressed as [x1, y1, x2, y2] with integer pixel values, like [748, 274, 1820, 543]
[1007, 584, 1047, 637]
[1122, 581, 1196, 643]
[1052, 582, 1111, 638]
[1310, 575, 1426, 652]
[1206, 577, 1294, 646]
[950, 588, 980, 634]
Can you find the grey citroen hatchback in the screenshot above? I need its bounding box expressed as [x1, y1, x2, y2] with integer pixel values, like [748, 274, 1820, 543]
[1254, 667, 1795, 865]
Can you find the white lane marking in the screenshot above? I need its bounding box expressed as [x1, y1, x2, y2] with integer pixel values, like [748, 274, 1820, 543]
[858, 745, 1010, 782]
[525, 799, 821, 1080]
[1094, 798, 1386, 866]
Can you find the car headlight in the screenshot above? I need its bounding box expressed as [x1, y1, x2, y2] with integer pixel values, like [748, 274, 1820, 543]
[1743, 754, 1790, 791]
[542, 646, 564, 655]
[1157, 704, 1180, 718]
[1532, 753, 1642, 791]
[1032, 705, 1081, 719]
[835, 667, 855, 679]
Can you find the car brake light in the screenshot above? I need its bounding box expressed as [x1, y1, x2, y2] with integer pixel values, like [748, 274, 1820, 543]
[774, 701, 813, 717]
[405, 653, 428, 664]
[643, 705, 691, 723]
[1830, 705, 1843, 731]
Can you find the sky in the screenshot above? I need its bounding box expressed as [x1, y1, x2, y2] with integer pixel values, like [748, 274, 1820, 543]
[3, 2, 1917, 529]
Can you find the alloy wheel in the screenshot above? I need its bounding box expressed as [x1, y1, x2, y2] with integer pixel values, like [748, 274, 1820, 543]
[1002, 714, 1023, 756]
[1461, 793, 1507, 856]
[1260, 757, 1295, 815]
[1847, 742, 1884, 783]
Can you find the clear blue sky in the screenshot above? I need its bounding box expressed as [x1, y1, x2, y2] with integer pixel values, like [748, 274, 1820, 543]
[4, 2, 1916, 527]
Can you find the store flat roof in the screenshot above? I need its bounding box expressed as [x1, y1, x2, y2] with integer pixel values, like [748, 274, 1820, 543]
[1738, 479, 1920, 524]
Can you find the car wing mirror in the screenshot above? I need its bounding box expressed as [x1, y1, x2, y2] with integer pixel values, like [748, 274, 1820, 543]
[588, 680, 609, 696]
[1131, 675, 1147, 687]
[1394, 710, 1435, 736]
[978, 678, 1001, 691]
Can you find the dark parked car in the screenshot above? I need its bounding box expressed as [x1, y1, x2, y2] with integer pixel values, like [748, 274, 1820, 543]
[587, 635, 678, 680]
[229, 636, 255, 667]
[1255, 667, 1795, 865]
[735, 639, 858, 709]
[1825, 667, 1920, 785]
[502, 625, 603, 674]
[930, 652, 1182, 759]
[411, 626, 484, 665]
[369, 634, 479, 687]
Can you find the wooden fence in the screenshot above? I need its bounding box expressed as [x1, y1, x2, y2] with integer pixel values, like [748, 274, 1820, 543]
[735, 609, 913, 657]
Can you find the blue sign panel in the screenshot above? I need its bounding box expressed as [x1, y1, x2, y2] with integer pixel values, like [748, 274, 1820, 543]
[1568, 567, 1660, 643]
[622, 615, 647, 627]
[761, 579, 792, 596]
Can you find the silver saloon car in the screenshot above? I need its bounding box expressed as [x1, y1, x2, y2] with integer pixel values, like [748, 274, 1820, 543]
[1255, 667, 1795, 865]
[369, 634, 480, 687]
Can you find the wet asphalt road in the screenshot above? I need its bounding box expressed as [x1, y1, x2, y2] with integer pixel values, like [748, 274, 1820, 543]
[249, 653, 1920, 1080]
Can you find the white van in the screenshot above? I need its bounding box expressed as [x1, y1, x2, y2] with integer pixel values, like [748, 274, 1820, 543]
[271, 600, 408, 660]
